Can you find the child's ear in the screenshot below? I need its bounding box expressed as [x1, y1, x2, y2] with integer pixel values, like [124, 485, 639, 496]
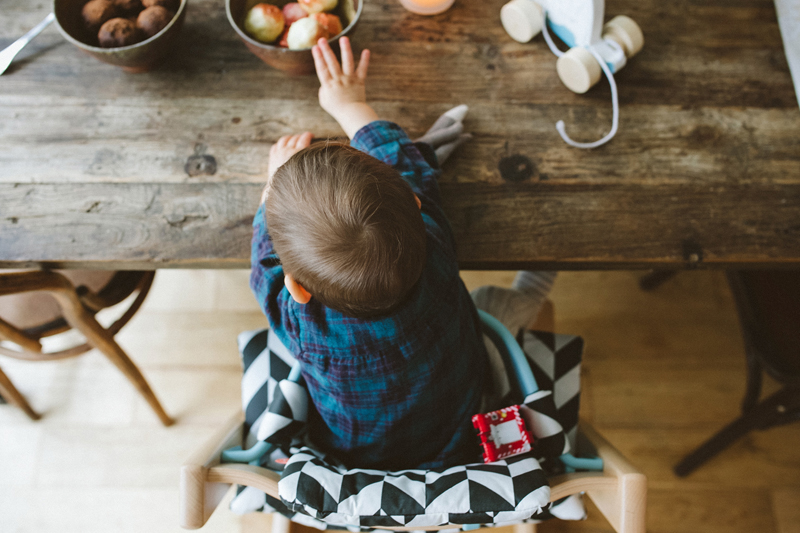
[414, 194, 421, 210]
[285, 273, 312, 304]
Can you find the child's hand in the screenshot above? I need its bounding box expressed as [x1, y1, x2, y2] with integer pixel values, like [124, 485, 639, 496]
[263, 132, 314, 204]
[313, 36, 368, 112]
[312, 37, 378, 139]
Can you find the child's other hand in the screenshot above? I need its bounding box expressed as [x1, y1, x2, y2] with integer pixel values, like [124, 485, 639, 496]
[263, 132, 314, 204]
[313, 36, 368, 112]
[313, 37, 378, 138]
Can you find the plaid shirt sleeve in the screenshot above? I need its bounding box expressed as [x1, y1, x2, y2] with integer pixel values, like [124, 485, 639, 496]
[351, 120, 441, 201]
[351, 120, 456, 253]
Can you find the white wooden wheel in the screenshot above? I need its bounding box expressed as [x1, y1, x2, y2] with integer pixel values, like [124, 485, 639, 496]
[602, 15, 644, 58]
[556, 46, 602, 94]
[501, 0, 544, 43]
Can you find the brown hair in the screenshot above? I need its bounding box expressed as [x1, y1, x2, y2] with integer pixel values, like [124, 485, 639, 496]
[266, 142, 426, 318]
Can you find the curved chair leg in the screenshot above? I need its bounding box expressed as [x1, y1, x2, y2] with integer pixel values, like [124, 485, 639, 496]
[84, 317, 174, 426]
[94, 328, 174, 426]
[54, 294, 174, 427]
[0, 364, 41, 420]
[674, 386, 800, 478]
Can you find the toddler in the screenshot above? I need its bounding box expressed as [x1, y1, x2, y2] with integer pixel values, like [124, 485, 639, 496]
[251, 37, 554, 470]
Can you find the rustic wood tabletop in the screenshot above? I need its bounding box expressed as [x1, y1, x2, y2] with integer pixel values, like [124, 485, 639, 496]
[1, 0, 799, 270]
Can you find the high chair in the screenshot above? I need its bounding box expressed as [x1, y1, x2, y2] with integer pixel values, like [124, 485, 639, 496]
[0, 270, 173, 426]
[180, 302, 645, 533]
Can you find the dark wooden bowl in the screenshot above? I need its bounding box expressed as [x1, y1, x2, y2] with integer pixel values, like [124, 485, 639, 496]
[226, 0, 362, 75]
[53, 0, 188, 73]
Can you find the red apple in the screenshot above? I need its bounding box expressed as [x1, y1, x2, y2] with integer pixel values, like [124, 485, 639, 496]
[282, 3, 308, 25]
[310, 12, 342, 39]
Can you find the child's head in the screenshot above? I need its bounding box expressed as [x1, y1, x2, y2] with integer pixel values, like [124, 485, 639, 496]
[266, 142, 426, 318]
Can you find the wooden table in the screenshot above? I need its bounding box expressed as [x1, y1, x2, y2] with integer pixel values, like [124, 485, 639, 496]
[1, 0, 799, 270]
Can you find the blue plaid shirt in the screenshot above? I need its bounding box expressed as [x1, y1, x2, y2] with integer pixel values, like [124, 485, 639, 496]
[250, 121, 487, 470]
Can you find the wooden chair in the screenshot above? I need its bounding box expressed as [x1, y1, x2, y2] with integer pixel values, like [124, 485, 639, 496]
[181, 416, 646, 533]
[0, 270, 173, 426]
[180, 301, 647, 533]
[180, 300, 645, 533]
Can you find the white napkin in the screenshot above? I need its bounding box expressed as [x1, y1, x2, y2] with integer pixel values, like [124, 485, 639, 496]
[775, 0, 800, 108]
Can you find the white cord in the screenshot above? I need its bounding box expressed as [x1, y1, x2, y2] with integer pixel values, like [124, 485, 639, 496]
[555, 46, 619, 149]
[542, 15, 620, 149]
[541, 19, 565, 57]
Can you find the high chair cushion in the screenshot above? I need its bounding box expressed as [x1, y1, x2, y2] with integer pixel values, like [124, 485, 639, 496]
[278, 446, 550, 528]
[238, 328, 299, 452]
[230, 327, 588, 527]
[519, 332, 584, 456]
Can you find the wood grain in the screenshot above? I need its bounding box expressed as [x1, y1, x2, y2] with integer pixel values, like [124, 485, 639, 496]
[0, 0, 798, 268]
[1, 181, 798, 269]
[1, 102, 799, 185]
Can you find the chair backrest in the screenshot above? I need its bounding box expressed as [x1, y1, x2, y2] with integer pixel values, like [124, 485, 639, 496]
[222, 311, 541, 465]
[0, 270, 154, 358]
[0, 270, 115, 332]
[225, 311, 600, 471]
[477, 309, 540, 397]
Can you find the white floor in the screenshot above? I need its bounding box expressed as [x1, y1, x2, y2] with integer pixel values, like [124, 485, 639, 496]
[0, 270, 265, 533]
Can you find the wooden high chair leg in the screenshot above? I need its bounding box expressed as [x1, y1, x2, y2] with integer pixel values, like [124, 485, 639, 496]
[270, 514, 291, 533]
[580, 423, 647, 533]
[0, 365, 41, 420]
[282, 518, 319, 533]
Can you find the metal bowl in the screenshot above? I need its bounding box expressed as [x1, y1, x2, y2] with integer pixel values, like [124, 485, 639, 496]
[227, 0, 362, 75]
[53, 0, 188, 73]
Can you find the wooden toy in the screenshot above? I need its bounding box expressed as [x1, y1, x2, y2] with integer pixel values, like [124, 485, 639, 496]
[500, 0, 643, 148]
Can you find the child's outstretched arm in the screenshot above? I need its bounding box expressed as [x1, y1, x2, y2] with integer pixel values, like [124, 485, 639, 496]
[312, 36, 378, 139]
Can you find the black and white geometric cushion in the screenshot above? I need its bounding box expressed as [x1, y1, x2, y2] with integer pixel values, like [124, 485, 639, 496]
[522, 332, 583, 452]
[279, 447, 550, 529]
[230, 328, 588, 527]
[238, 328, 301, 451]
[232, 329, 305, 520]
[521, 390, 570, 462]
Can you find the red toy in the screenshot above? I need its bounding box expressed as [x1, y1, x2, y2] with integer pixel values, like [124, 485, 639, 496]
[472, 405, 533, 463]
